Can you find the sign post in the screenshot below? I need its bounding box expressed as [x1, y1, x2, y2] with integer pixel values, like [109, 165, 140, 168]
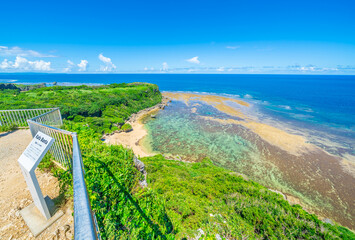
[18, 131, 54, 219]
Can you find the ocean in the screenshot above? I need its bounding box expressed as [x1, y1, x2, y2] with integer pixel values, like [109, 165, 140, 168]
[1, 73, 355, 227]
[1, 73, 354, 138]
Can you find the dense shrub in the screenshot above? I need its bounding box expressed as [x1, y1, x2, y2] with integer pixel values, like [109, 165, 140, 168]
[62, 123, 175, 239]
[142, 155, 355, 239]
[0, 83, 162, 133]
[0, 124, 18, 133]
[121, 123, 132, 132]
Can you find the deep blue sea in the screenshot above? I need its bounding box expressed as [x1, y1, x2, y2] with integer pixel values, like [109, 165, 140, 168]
[1, 73, 354, 155]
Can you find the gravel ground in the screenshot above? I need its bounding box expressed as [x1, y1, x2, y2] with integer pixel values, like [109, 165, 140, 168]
[0, 130, 73, 239]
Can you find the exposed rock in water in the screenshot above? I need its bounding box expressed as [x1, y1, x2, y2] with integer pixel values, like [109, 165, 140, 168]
[133, 156, 147, 188]
[268, 189, 287, 200]
[127, 96, 170, 123]
[323, 218, 334, 225]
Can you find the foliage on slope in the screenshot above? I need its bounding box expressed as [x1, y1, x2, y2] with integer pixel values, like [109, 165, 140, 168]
[0, 83, 162, 133]
[16, 83, 173, 239]
[63, 123, 175, 239]
[141, 155, 354, 239]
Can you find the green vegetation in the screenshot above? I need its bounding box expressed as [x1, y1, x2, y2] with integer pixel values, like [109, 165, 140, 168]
[142, 155, 354, 239]
[63, 123, 175, 239]
[0, 83, 162, 133]
[0, 123, 17, 133]
[121, 123, 132, 132]
[1, 83, 354, 239]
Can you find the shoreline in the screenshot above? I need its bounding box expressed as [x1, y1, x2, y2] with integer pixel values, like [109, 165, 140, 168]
[104, 91, 355, 228]
[103, 96, 170, 157]
[104, 91, 353, 163]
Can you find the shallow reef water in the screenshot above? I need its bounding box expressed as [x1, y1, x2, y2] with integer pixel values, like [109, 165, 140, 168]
[142, 97, 355, 229]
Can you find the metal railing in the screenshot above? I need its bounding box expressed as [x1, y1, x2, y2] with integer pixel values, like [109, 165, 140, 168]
[1, 108, 98, 239]
[0, 108, 57, 128]
[28, 108, 72, 169]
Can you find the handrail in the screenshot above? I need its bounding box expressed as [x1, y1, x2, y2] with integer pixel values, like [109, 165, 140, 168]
[31, 107, 60, 121]
[0, 108, 57, 128]
[1, 108, 99, 239]
[73, 133, 98, 239]
[27, 119, 73, 135]
[0, 108, 57, 112]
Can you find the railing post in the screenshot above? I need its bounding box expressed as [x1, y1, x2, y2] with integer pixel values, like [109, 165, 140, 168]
[72, 133, 98, 240]
[57, 108, 63, 125]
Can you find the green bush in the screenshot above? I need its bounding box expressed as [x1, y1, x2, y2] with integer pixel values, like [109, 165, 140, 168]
[121, 123, 132, 132]
[0, 124, 18, 133]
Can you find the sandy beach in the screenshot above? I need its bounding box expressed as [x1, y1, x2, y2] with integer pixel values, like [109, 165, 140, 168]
[103, 96, 170, 157]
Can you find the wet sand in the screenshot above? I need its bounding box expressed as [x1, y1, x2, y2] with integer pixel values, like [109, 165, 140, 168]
[202, 116, 316, 156]
[164, 92, 249, 118]
[165, 92, 316, 156]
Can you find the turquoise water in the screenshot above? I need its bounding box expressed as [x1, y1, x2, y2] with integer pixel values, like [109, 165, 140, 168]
[142, 101, 279, 185]
[141, 96, 355, 228]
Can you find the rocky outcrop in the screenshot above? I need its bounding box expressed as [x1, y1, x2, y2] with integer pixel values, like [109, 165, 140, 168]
[126, 96, 170, 124]
[133, 156, 147, 188]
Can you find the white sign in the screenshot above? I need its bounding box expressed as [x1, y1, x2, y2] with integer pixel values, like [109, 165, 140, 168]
[18, 131, 54, 219]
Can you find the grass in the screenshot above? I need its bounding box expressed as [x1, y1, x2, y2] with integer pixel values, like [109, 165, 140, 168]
[0, 124, 18, 133]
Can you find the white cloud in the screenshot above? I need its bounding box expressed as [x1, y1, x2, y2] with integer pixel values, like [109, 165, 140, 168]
[77, 60, 89, 71]
[63, 60, 75, 72]
[0, 56, 52, 71]
[300, 66, 315, 71]
[161, 62, 168, 72]
[286, 64, 338, 73]
[216, 67, 225, 72]
[186, 56, 200, 64]
[0, 46, 56, 57]
[144, 67, 155, 71]
[226, 46, 240, 50]
[0, 59, 11, 69]
[98, 53, 116, 72]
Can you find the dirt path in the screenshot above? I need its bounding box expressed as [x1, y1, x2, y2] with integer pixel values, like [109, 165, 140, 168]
[0, 130, 73, 239]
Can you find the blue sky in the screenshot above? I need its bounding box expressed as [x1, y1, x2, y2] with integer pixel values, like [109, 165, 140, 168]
[0, 0, 354, 74]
